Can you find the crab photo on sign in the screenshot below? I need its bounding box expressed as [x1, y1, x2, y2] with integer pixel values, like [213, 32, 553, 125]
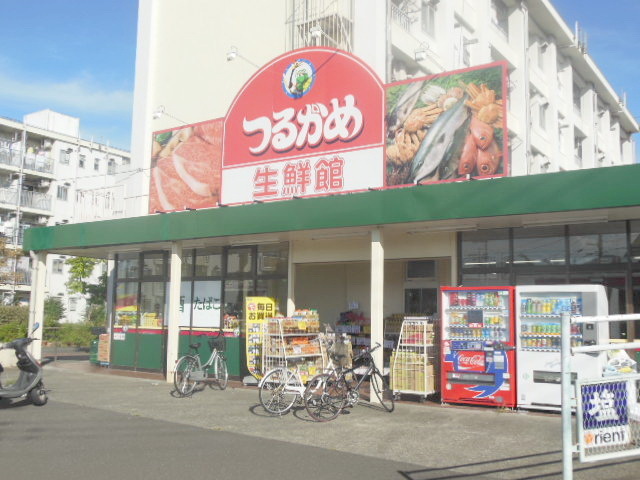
[149, 118, 223, 213]
[385, 62, 508, 187]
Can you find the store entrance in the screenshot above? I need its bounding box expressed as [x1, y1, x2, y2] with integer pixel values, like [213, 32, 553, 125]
[293, 257, 451, 330]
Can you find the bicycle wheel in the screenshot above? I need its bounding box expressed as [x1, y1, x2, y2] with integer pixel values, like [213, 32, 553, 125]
[213, 355, 228, 390]
[174, 356, 199, 396]
[259, 368, 300, 415]
[370, 370, 394, 412]
[303, 373, 347, 422]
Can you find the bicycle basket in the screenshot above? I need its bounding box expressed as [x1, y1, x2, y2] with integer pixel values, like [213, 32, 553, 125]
[209, 335, 226, 352]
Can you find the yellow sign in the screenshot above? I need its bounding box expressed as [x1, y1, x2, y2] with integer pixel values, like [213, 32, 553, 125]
[245, 297, 276, 379]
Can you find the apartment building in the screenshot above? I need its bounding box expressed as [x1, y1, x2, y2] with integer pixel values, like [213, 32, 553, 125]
[0, 110, 131, 322]
[134, 0, 636, 200]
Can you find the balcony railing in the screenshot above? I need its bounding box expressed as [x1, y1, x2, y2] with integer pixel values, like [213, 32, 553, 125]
[0, 224, 31, 245]
[0, 269, 31, 286]
[391, 3, 412, 32]
[0, 147, 54, 174]
[0, 187, 52, 211]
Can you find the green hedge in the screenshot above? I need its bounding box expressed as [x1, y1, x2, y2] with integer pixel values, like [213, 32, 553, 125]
[0, 306, 29, 342]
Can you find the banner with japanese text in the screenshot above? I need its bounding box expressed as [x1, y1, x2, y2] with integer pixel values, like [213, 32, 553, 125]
[222, 48, 385, 204]
[245, 296, 276, 379]
[148, 49, 508, 212]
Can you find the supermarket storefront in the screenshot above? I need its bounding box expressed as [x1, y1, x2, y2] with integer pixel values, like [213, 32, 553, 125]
[21, 47, 640, 378]
[23, 164, 640, 378]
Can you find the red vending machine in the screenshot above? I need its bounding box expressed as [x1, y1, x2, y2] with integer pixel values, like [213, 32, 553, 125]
[440, 286, 516, 408]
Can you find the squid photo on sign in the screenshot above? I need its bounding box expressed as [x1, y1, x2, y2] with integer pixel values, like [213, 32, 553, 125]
[385, 63, 506, 187]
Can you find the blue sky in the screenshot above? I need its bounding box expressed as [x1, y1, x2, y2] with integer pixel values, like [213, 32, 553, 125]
[0, 0, 138, 150]
[0, 1, 637, 153]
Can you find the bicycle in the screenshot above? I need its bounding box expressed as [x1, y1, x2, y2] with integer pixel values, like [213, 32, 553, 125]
[258, 365, 308, 415]
[174, 331, 228, 396]
[304, 342, 394, 422]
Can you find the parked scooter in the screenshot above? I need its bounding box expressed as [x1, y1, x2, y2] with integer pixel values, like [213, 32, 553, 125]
[0, 323, 47, 406]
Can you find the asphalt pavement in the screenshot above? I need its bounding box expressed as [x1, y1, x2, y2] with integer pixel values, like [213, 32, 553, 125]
[1, 360, 639, 479]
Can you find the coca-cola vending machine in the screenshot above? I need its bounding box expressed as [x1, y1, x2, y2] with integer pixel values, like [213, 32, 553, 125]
[440, 286, 516, 408]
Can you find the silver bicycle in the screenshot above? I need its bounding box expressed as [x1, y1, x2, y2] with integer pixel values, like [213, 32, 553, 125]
[174, 333, 228, 396]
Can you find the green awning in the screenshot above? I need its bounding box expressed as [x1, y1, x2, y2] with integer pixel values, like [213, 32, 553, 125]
[24, 164, 640, 253]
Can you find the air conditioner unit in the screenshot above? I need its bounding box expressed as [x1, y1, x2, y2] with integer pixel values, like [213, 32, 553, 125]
[37, 216, 49, 225]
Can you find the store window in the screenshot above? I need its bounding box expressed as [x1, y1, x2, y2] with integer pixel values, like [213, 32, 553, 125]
[117, 254, 139, 279]
[182, 249, 195, 277]
[257, 243, 288, 276]
[404, 288, 437, 315]
[630, 221, 640, 263]
[227, 247, 253, 274]
[143, 252, 166, 278]
[568, 222, 627, 266]
[224, 279, 254, 319]
[140, 281, 165, 328]
[459, 272, 510, 287]
[461, 228, 510, 269]
[114, 282, 139, 327]
[257, 278, 287, 315]
[513, 226, 565, 266]
[195, 247, 223, 277]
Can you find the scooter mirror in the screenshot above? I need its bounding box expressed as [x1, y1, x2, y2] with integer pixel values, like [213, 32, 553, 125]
[32, 322, 40, 334]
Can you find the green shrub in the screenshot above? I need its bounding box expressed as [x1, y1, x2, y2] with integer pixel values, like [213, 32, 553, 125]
[56, 323, 95, 347]
[0, 306, 29, 342]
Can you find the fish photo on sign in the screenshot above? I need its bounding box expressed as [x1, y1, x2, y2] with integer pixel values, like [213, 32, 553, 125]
[384, 62, 507, 187]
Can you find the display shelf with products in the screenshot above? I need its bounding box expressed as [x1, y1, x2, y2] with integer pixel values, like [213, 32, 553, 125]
[444, 290, 511, 342]
[262, 314, 325, 384]
[518, 295, 585, 352]
[391, 317, 437, 400]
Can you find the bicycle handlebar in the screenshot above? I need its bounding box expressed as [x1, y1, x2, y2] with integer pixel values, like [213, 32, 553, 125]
[352, 342, 381, 362]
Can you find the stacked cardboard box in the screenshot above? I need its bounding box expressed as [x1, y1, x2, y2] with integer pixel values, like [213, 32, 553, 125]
[97, 334, 111, 364]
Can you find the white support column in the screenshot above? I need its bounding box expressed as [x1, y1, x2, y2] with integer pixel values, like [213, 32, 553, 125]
[28, 251, 47, 361]
[165, 241, 183, 382]
[286, 241, 295, 316]
[370, 228, 384, 402]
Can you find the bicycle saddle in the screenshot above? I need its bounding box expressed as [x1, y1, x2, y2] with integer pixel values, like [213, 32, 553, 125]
[189, 342, 201, 350]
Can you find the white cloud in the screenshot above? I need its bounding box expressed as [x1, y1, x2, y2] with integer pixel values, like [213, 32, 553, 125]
[0, 71, 133, 117]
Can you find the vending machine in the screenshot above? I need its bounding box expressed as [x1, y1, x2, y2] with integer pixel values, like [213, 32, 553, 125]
[516, 285, 609, 411]
[440, 286, 517, 408]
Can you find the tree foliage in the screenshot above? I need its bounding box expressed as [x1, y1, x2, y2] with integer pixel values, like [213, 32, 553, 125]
[65, 257, 101, 295]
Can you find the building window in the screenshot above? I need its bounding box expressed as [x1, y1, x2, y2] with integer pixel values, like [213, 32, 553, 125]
[491, 0, 509, 37]
[59, 149, 70, 165]
[538, 101, 548, 130]
[79, 154, 86, 168]
[52, 259, 64, 274]
[122, 158, 130, 166]
[574, 136, 584, 167]
[94, 158, 100, 171]
[573, 83, 582, 114]
[69, 297, 78, 312]
[57, 185, 68, 201]
[108, 158, 116, 175]
[537, 40, 547, 70]
[421, 0, 437, 37]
